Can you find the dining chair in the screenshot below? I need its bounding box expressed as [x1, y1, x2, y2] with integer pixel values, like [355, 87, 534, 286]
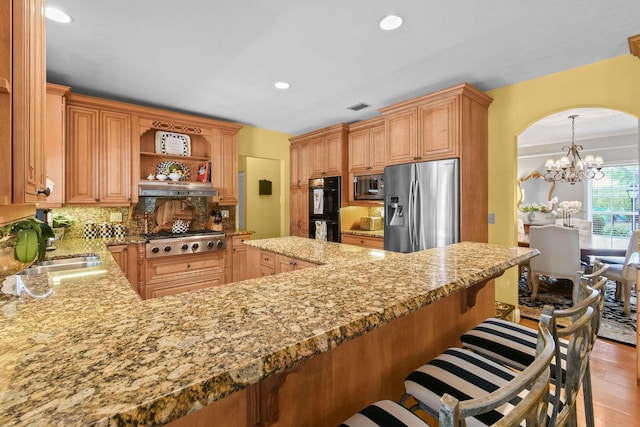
[594, 229, 639, 315]
[528, 225, 582, 302]
[555, 218, 593, 247]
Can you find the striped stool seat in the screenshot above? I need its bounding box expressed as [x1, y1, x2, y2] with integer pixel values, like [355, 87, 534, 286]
[339, 400, 431, 427]
[460, 317, 568, 381]
[404, 347, 545, 426]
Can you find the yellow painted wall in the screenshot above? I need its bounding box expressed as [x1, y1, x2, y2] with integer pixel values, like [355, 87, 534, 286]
[238, 126, 292, 236]
[245, 157, 282, 239]
[487, 54, 640, 305]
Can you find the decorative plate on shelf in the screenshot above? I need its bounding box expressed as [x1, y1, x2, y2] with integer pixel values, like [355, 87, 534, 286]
[156, 161, 190, 181]
[155, 131, 191, 156]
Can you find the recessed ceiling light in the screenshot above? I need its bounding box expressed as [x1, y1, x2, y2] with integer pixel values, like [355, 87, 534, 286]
[379, 15, 403, 31]
[274, 82, 290, 90]
[45, 7, 73, 23]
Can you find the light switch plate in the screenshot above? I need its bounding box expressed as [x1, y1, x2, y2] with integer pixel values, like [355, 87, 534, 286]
[488, 213, 495, 224]
[221, 210, 229, 218]
[110, 212, 123, 223]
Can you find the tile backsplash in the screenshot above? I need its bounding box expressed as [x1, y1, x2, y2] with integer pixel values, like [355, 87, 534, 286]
[50, 198, 236, 239]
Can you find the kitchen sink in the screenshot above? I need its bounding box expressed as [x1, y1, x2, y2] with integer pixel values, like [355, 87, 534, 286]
[20, 254, 102, 275]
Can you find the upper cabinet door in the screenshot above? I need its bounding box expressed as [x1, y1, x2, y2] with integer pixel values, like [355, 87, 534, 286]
[218, 129, 238, 205]
[11, 0, 47, 205]
[369, 124, 387, 172]
[66, 105, 99, 204]
[417, 99, 458, 160]
[99, 110, 131, 204]
[324, 132, 343, 177]
[348, 129, 369, 174]
[385, 108, 417, 165]
[290, 142, 309, 188]
[309, 136, 326, 177]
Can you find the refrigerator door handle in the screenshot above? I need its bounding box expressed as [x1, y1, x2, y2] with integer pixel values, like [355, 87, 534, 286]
[408, 180, 415, 246]
[413, 178, 420, 246]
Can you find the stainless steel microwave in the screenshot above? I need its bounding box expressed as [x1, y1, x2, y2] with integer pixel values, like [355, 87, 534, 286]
[353, 174, 384, 200]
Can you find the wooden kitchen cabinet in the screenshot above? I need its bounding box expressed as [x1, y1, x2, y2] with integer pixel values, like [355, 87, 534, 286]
[348, 117, 386, 175]
[381, 85, 482, 165]
[290, 141, 309, 189]
[3, 0, 47, 216]
[66, 102, 132, 206]
[340, 233, 384, 250]
[383, 108, 417, 165]
[416, 98, 458, 160]
[290, 187, 309, 238]
[143, 251, 225, 299]
[247, 247, 318, 278]
[108, 243, 142, 294]
[215, 129, 239, 205]
[276, 254, 317, 272]
[38, 84, 70, 208]
[258, 249, 277, 276]
[225, 233, 251, 283]
[296, 123, 348, 179]
[290, 141, 310, 237]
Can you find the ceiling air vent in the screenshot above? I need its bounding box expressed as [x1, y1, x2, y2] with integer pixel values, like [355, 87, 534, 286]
[347, 102, 370, 111]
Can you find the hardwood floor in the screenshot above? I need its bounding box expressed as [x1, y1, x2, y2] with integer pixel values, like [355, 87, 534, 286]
[520, 318, 640, 426]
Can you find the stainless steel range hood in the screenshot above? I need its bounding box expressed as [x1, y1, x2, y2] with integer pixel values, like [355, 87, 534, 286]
[138, 181, 219, 198]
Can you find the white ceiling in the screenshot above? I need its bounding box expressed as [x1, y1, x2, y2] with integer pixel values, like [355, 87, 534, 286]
[45, 0, 640, 136]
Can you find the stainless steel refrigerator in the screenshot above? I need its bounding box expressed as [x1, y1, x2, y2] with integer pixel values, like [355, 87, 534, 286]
[384, 158, 460, 253]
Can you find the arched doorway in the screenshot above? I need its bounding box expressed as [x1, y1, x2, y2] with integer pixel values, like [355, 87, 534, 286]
[517, 107, 638, 247]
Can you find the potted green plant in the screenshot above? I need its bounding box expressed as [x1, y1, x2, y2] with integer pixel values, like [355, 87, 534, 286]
[51, 213, 76, 240]
[0, 218, 54, 280]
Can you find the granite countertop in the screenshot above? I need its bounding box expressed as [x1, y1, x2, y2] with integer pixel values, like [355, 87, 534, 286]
[0, 237, 537, 426]
[341, 229, 384, 238]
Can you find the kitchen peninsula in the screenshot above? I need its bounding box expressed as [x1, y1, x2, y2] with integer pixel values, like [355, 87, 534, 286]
[0, 237, 537, 426]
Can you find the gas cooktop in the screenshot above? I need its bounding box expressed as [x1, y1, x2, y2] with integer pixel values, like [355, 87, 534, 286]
[143, 230, 225, 240]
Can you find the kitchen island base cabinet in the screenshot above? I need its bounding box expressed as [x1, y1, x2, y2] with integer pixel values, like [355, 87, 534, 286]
[246, 247, 318, 278]
[108, 243, 144, 294]
[167, 279, 495, 426]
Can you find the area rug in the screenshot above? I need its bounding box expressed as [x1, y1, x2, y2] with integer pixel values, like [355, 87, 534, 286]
[518, 277, 637, 347]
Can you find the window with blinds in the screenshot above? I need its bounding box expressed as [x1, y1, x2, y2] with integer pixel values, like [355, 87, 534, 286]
[590, 165, 638, 245]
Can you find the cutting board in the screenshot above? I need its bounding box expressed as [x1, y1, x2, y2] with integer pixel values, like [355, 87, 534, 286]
[153, 199, 195, 232]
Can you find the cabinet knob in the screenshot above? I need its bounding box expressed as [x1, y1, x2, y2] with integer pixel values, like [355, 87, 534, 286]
[37, 187, 51, 196]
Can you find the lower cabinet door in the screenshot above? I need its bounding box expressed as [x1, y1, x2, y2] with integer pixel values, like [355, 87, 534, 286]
[143, 251, 225, 299]
[146, 276, 223, 299]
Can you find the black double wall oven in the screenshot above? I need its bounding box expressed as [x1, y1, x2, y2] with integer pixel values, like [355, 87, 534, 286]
[309, 176, 341, 242]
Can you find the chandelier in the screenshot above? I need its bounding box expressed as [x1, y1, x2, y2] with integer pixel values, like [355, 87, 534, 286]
[543, 115, 604, 185]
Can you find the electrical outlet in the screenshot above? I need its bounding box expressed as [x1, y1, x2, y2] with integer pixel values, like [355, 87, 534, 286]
[488, 213, 496, 224]
[110, 212, 123, 223]
[221, 210, 229, 218]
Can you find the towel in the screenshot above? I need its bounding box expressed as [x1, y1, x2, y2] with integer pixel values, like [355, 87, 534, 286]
[313, 189, 324, 214]
[315, 221, 327, 241]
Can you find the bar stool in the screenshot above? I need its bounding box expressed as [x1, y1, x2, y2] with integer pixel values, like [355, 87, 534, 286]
[403, 301, 593, 427]
[458, 269, 606, 427]
[340, 322, 554, 427]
